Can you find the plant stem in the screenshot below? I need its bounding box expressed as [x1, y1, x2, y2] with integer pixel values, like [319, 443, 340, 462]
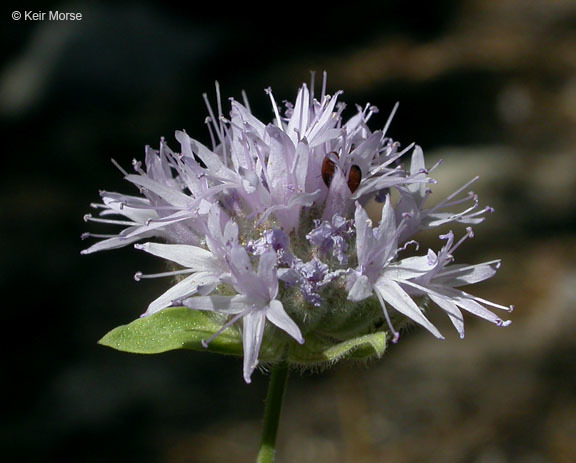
[256, 361, 289, 463]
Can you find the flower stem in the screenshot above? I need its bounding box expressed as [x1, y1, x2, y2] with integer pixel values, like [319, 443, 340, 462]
[256, 361, 289, 463]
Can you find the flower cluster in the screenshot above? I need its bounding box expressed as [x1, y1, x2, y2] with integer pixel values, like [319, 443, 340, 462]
[82, 75, 512, 383]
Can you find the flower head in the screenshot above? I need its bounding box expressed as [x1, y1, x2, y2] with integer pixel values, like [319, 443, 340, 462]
[84, 73, 512, 382]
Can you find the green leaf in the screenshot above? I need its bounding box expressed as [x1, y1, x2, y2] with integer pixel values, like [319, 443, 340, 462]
[287, 331, 388, 366]
[99, 307, 388, 369]
[99, 307, 245, 356]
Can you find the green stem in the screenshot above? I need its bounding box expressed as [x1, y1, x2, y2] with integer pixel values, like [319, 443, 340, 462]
[256, 361, 289, 463]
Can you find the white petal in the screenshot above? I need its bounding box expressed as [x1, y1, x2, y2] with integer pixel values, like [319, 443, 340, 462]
[175, 131, 235, 181]
[266, 300, 304, 344]
[354, 202, 374, 266]
[308, 128, 342, 148]
[374, 279, 444, 339]
[351, 173, 420, 199]
[230, 101, 266, 138]
[322, 169, 352, 221]
[266, 125, 293, 194]
[434, 261, 500, 287]
[135, 242, 218, 270]
[434, 286, 508, 326]
[257, 251, 278, 298]
[429, 294, 465, 338]
[180, 295, 246, 314]
[384, 256, 434, 280]
[277, 267, 299, 286]
[242, 310, 266, 383]
[347, 274, 374, 302]
[307, 90, 342, 143]
[348, 131, 382, 175]
[375, 195, 396, 243]
[425, 212, 485, 227]
[122, 210, 198, 239]
[292, 141, 310, 190]
[409, 144, 426, 176]
[206, 204, 225, 243]
[264, 190, 322, 232]
[407, 145, 428, 199]
[287, 84, 310, 143]
[258, 189, 321, 222]
[81, 231, 154, 254]
[223, 219, 239, 244]
[124, 174, 191, 209]
[101, 194, 158, 223]
[143, 272, 219, 316]
[228, 245, 254, 282]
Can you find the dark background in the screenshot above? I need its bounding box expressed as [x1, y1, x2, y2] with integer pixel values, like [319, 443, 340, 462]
[2, 1, 575, 462]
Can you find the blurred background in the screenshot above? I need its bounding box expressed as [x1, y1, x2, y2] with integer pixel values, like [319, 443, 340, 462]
[1, 1, 575, 462]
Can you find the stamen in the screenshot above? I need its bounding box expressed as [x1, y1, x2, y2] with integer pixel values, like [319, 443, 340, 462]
[446, 203, 482, 222]
[204, 117, 218, 151]
[428, 158, 444, 173]
[241, 89, 252, 113]
[435, 260, 501, 279]
[321, 70, 327, 103]
[203, 92, 224, 147]
[369, 142, 415, 177]
[265, 87, 283, 130]
[145, 211, 194, 226]
[309, 70, 316, 102]
[468, 294, 515, 313]
[375, 290, 400, 343]
[214, 81, 229, 165]
[132, 158, 144, 174]
[365, 105, 379, 124]
[120, 203, 179, 212]
[134, 268, 195, 281]
[110, 158, 130, 177]
[454, 228, 472, 249]
[428, 176, 479, 213]
[438, 191, 477, 209]
[399, 240, 420, 252]
[83, 214, 138, 226]
[464, 206, 494, 219]
[382, 101, 399, 138]
[201, 310, 247, 348]
[253, 142, 270, 189]
[239, 130, 254, 170]
[81, 232, 116, 240]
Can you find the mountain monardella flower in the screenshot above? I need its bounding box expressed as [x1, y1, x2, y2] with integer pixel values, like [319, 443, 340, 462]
[83, 74, 513, 383]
